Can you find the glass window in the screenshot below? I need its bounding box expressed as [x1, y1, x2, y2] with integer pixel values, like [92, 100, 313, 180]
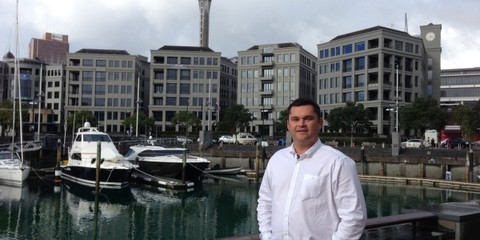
[166, 97, 176, 105]
[180, 83, 190, 94]
[95, 71, 106, 81]
[342, 76, 352, 88]
[95, 85, 105, 95]
[167, 69, 177, 80]
[166, 83, 177, 93]
[82, 71, 93, 81]
[167, 57, 177, 64]
[180, 57, 191, 65]
[82, 97, 92, 106]
[180, 69, 190, 80]
[83, 59, 93, 66]
[342, 44, 353, 54]
[355, 41, 365, 52]
[96, 60, 106, 67]
[82, 84, 92, 94]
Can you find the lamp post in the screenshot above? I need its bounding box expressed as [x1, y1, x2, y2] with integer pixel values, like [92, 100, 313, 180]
[392, 65, 400, 156]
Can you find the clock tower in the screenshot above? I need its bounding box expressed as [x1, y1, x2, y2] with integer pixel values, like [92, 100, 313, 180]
[420, 23, 442, 100]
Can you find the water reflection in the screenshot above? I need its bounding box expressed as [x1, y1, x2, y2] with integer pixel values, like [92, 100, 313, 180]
[0, 177, 480, 240]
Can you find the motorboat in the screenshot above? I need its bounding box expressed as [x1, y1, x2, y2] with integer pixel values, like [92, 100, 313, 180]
[125, 145, 210, 181]
[61, 122, 135, 189]
[0, 151, 30, 186]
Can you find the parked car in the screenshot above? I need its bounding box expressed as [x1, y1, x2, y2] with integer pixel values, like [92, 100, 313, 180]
[441, 138, 469, 149]
[233, 133, 258, 145]
[218, 135, 236, 144]
[402, 139, 428, 149]
[176, 136, 193, 144]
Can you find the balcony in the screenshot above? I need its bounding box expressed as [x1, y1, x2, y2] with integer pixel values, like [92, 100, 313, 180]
[259, 89, 274, 95]
[259, 75, 274, 81]
[259, 60, 274, 67]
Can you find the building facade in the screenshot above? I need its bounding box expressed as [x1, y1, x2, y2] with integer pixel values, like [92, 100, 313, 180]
[29, 32, 69, 65]
[317, 25, 441, 135]
[149, 46, 222, 134]
[64, 49, 149, 135]
[440, 67, 480, 108]
[219, 57, 238, 115]
[237, 43, 317, 136]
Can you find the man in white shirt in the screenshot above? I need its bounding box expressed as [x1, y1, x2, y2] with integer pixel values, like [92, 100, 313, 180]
[257, 97, 367, 240]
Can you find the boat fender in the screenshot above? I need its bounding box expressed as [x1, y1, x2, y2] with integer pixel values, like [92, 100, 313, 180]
[135, 157, 139, 165]
[100, 158, 105, 165]
[91, 158, 96, 164]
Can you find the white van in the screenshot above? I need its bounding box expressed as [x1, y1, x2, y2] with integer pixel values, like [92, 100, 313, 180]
[424, 129, 439, 147]
[233, 133, 258, 145]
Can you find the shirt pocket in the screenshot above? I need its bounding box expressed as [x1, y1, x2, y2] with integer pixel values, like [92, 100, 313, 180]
[299, 174, 326, 200]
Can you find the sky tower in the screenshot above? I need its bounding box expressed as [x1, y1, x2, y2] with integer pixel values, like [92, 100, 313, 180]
[198, 0, 212, 48]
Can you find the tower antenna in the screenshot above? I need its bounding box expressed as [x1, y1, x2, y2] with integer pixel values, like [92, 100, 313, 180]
[404, 13, 408, 33]
[198, 0, 212, 48]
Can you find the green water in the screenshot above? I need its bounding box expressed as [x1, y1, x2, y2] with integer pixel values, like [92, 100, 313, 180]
[1, 176, 480, 240]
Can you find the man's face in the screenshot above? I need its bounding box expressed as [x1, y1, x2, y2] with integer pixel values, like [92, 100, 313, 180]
[287, 105, 323, 147]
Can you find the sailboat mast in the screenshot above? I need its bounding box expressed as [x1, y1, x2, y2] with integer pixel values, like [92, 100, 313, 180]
[11, 0, 19, 155]
[13, 0, 25, 162]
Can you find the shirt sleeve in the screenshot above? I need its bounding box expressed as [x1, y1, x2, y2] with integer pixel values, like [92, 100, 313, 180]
[257, 167, 273, 240]
[332, 158, 367, 240]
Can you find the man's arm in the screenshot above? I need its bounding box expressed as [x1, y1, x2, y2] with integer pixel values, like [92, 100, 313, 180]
[332, 159, 367, 240]
[257, 171, 273, 240]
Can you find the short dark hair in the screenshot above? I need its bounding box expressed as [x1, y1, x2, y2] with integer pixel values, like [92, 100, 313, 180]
[287, 98, 321, 119]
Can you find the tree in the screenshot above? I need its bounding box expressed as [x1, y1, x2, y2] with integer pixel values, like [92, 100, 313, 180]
[67, 110, 97, 131]
[171, 111, 201, 136]
[217, 104, 253, 134]
[453, 100, 480, 143]
[0, 100, 13, 137]
[122, 112, 155, 136]
[326, 102, 373, 146]
[399, 97, 447, 136]
[275, 109, 288, 134]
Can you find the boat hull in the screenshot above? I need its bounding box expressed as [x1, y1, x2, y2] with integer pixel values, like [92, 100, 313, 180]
[0, 166, 30, 186]
[61, 166, 133, 189]
[137, 161, 210, 181]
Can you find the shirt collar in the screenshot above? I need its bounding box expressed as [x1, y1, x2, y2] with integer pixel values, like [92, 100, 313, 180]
[288, 139, 323, 160]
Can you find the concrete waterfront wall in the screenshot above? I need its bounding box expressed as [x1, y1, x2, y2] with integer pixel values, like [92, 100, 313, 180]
[200, 144, 480, 183]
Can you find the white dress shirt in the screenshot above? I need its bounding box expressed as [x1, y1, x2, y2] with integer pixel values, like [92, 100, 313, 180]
[257, 139, 366, 240]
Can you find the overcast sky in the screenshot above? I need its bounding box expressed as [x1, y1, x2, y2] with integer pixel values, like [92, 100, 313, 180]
[1, 0, 479, 69]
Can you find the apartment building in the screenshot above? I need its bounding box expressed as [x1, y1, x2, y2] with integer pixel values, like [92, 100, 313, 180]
[317, 24, 442, 135]
[149, 45, 222, 134]
[237, 43, 317, 136]
[440, 67, 480, 108]
[64, 49, 149, 134]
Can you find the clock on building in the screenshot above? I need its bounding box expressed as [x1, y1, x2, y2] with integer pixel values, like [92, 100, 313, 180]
[425, 32, 436, 41]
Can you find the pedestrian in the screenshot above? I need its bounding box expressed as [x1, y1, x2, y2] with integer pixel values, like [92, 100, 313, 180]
[431, 138, 435, 148]
[257, 97, 367, 239]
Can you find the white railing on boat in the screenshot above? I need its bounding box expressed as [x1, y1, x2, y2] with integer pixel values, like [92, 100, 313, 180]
[0, 141, 43, 152]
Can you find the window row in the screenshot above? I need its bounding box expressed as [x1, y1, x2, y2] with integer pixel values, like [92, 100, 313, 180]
[152, 56, 219, 66]
[319, 38, 420, 59]
[81, 97, 133, 107]
[240, 53, 297, 65]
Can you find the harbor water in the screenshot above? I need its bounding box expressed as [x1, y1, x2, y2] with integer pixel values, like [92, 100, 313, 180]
[1, 175, 480, 240]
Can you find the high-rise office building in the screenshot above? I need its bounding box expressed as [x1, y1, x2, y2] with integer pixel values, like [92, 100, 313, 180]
[237, 42, 317, 136]
[317, 24, 440, 135]
[64, 49, 150, 134]
[29, 32, 69, 64]
[149, 45, 221, 134]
